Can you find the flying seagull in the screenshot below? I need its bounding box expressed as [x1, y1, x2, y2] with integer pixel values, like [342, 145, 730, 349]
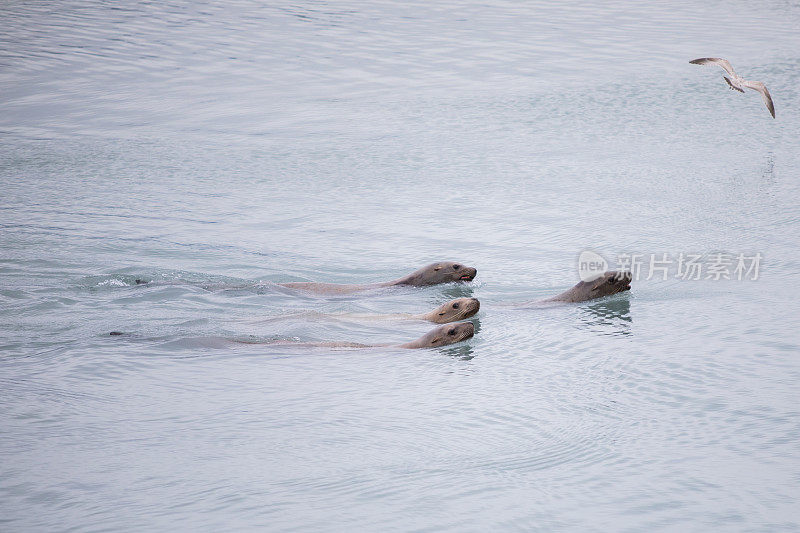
[690, 58, 775, 118]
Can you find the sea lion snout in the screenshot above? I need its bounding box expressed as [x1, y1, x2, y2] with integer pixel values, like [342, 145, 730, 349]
[398, 262, 478, 286]
[613, 271, 632, 289]
[606, 271, 632, 293]
[458, 266, 477, 281]
[434, 321, 474, 346]
[447, 321, 474, 342]
[401, 320, 475, 348]
[451, 297, 480, 317]
[427, 297, 481, 323]
[443, 262, 477, 282]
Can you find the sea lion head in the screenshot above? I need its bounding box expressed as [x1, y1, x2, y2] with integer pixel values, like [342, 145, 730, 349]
[427, 297, 481, 323]
[419, 321, 475, 347]
[400, 262, 477, 286]
[587, 270, 632, 298]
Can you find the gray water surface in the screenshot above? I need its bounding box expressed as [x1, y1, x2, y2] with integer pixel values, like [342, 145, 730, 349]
[2, 1, 800, 531]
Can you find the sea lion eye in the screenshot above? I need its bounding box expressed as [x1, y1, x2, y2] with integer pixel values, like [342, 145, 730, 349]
[453, 264, 461, 270]
[448, 329, 456, 336]
[452, 302, 460, 309]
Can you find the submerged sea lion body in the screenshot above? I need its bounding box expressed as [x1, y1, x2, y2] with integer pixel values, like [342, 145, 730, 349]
[261, 321, 475, 349]
[540, 271, 632, 304]
[280, 262, 477, 294]
[251, 298, 481, 326]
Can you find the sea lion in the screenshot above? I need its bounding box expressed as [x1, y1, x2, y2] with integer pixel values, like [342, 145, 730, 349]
[110, 322, 475, 349]
[541, 271, 632, 303]
[250, 321, 475, 349]
[397, 321, 474, 348]
[280, 262, 477, 294]
[415, 297, 480, 323]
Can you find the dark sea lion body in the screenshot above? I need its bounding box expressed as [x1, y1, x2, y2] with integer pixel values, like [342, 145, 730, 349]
[542, 271, 632, 303]
[280, 262, 477, 294]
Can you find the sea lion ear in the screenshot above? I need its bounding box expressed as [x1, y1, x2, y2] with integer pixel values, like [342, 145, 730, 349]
[430, 337, 442, 344]
[591, 281, 603, 291]
[433, 266, 441, 271]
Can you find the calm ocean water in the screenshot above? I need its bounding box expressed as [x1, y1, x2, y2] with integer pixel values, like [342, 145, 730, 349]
[2, 1, 800, 531]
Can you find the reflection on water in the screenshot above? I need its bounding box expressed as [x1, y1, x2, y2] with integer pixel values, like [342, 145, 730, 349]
[578, 296, 632, 336]
[438, 284, 477, 300]
[762, 153, 775, 181]
[439, 343, 475, 360]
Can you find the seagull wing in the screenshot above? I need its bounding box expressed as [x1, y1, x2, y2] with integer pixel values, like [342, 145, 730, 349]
[690, 57, 737, 77]
[742, 80, 776, 118]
